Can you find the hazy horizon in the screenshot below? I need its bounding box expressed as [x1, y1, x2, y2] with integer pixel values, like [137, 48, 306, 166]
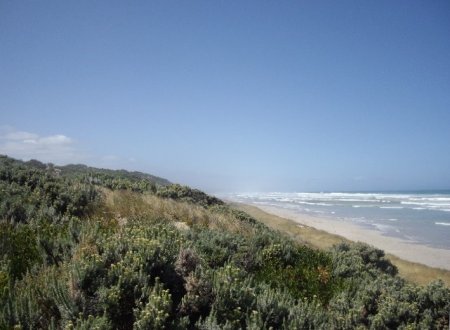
[1, 1, 449, 192]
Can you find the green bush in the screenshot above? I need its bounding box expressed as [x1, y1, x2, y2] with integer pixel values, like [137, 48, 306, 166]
[133, 278, 172, 329]
[156, 184, 223, 207]
[257, 243, 340, 304]
[0, 224, 41, 281]
[187, 229, 244, 268]
[332, 242, 398, 278]
[208, 264, 257, 328]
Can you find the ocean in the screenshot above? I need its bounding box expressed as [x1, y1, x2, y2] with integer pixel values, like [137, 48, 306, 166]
[225, 191, 450, 250]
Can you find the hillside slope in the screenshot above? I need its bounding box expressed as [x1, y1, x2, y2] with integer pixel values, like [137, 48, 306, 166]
[0, 155, 449, 329]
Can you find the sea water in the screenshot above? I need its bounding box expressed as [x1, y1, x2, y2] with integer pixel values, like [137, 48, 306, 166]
[225, 191, 450, 250]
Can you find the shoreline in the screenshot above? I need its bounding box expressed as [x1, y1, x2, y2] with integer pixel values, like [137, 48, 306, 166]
[237, 202, 450, 272]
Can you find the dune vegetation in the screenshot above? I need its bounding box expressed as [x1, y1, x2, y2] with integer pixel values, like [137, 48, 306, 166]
[0, 155, 449, 329]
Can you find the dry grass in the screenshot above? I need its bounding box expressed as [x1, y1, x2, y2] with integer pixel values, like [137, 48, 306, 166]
[232, 202, 450, 287]
[99, 188, 255, 235]
[386, 254, 450, 287]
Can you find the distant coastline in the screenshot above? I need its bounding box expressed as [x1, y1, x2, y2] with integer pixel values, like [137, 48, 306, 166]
[223, 191, 450, 271]
[224, 191, 450, 250]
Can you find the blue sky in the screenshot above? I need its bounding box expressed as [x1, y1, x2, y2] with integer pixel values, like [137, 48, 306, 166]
[1, 1, 449, 192]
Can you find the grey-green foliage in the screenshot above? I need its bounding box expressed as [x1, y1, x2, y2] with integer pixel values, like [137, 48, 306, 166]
[187, 228, 246, 268]
[209, 264, 257, 327]
[133, 278, 172, 329]
[56, 162, 170, 191]
[332, 242, 398, 278]
[3, 215, 450, 329]
[253, 285, 293, 328]
[156, 184, 224, 207]
[1, 267, 72, 329]
[68, 315, 111, 330]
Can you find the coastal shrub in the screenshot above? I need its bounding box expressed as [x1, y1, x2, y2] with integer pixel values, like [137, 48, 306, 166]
[67, 315, 111, 330]
[332, 242, 398, 278]
[253, 285, 293, 328]
[175, 248, 200, 278]
[179, 268, 214, 324]
[285, 300, 330, 329]
[208, 264, 257, 328]
[68, 218, 187, 328]
[187, 229, 245, 268]
[0, 223, 41, 281]
[156, 184, 223, 207]
[133, 278, 172, 329]
[0, 264, 9, 303]
[58, 163, 169, 190]
[257, 243, 339, 304]
[1, 266, 74, 330]
[209, 205, 258, 225]
[0, 156, 99, 225]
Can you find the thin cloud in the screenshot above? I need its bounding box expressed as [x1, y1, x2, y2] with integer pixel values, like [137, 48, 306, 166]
[0, 126, 141, 168]
[0, 127, 84, 164]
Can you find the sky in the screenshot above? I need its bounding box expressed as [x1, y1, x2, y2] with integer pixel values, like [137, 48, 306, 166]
[1, 1, 450, 192]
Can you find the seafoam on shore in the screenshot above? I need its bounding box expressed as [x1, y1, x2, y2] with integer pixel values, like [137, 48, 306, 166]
[226, 192, 450, 250]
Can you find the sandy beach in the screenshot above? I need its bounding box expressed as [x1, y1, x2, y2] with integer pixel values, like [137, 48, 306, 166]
[254, 204, 450, 271]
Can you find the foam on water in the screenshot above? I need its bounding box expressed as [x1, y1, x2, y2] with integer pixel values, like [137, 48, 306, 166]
[225, 191, 450, 249]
